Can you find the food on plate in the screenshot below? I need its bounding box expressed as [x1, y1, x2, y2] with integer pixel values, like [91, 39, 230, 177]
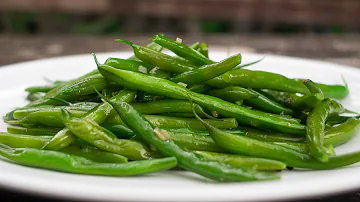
[1, 34, 358, 182]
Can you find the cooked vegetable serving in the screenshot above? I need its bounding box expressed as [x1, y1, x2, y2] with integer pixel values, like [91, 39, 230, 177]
[1, 35, 358, 182]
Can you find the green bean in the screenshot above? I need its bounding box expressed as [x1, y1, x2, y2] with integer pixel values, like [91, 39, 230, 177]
[117, 39, 194, 74]
[199, 43, 209, 58]
[164, 127, 243, 136]
[148, 67, 172, 79]
[0, 144, 176, 176]
[100, 123, 134, 139]
[29, 74, 104, 106]
[207, 86, 258, 102]
[167, 131, 225, 152]
[0, 133, 51, 148]
[219, 69, 310, 94]
[238, 126, 305, 142]
[25, 85, 57, 94]
[59, 145, 128, 164]
[44, 89, 136, 150]
[61, 74, 107, 96]
[187, 84, 212, 93]
[19, 109, 88, 128]
[7, 126, 60, 136]
[239, 118, 360, 147]
[13, 102, 98, 120]
[131, 100, 207, 115]
[62, 109, 156, 160]
[291, 93, 324, 111]
[98, 65, 306, 134]
[306, 99, 345, 162]
[235, 57, 264, 69]
[170, 54, 241, 85]
[271, 142, 336, 156]
[257, 89, 300, 108]
[324, 118, 360, 146]
[316, 83, 349, 100]
[194, 151, 286, 170]
[105, 114, 238, 130]
[152, 34, 213, 65]
[195, 112, 360, 169]
[26, 93, 44, 101]
[102, 99, 280, 182]
[295, 79, 349, 99]
[105, 57, 151, 72]
[243, 89, 294, 115]
[303, 79, 324, 94]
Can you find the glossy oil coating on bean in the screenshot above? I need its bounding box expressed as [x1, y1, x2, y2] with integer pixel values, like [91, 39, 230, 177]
[0, 144, 176, 176]
[98, 65, 306, 134]
[194, 151, 286, 170]
[62, 109, 155, 160]
[207, 86, 258, 102]
[306, 98, 345, 162]
[243, 89, 294, 115]
[7, 126, 60, 136]
[152, 34, 213, 65]
[105, 114, 238, 130]
[103, 100, 280, 182]
[219, 69, 310, 94]
[117, 39, 194, 74]
[170, 54, 241, 85]
[44, 89, 136, 150]
[196, 113, 360, 169]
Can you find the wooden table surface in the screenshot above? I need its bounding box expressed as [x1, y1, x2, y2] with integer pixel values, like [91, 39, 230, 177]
[1, 34, 360, 201]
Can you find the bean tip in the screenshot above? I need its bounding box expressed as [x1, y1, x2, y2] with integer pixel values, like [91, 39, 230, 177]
[115, 39, 135, 46]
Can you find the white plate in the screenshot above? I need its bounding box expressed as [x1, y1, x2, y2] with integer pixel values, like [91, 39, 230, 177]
[1, 51, 360, 202]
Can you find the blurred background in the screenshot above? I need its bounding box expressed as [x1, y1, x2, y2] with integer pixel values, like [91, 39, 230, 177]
[0, 0, 359, 67]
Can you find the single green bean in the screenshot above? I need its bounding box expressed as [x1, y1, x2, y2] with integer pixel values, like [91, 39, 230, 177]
[316, 83, 349, 100]
[26, 93, 44, 101]
[306, 99, 345, 162]
[61, 74, 107, 96]
[324, 118, 360, 146]
[199, 43, 209, 58]
[170, 54, 241, 85]
[290, 93, 324, 111]
[7, 126, 60, 136]
[207, 86, 258, 102]
[167, 131, 225, 152]
[0, 133, 51, 148]
[244, 89, 294, 115]
[19, 109, 88, 128]
[220, 69, 310, 94]
[59, 145, 128, 164]
[25, 85, 57, 94]
[187, 84, 212, 93]
[303, 79, 324, 94]
[13, 102, 98, 120]
[105, 114, 238, 130]
[152, 34, 213, 65]
[194, 151, 286, 170]
[0, 144, 176, 176]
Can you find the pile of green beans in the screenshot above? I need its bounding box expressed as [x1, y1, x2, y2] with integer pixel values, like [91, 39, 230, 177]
[1, 35, 359, 182]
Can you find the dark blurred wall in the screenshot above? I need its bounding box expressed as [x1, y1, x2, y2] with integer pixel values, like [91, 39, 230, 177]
[0, 0, 359, 35]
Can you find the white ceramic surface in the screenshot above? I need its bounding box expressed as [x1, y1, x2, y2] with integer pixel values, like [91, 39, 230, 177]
[0, 51, 360, 201]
